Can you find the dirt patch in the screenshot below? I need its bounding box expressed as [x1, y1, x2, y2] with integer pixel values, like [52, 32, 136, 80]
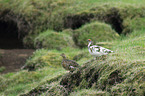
[0, 38, 23, 49]
[0, 49, 34, 73]
[0, 10, 35, 74]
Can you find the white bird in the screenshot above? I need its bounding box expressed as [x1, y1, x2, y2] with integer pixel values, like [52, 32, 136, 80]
[87, 39, 113, 59]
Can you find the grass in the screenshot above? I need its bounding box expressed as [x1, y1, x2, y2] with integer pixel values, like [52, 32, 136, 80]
[0, 0, 145, 95]
[73, 21, 119, 48]
[69, 89, 110, 96]
[0, 68, 66, 96]
[34, 30, 75, 50]
[1, 0, 145, 47]
[0, 29, 145, 95]
[0, 66, 5, 73]
[0, 47, 91, 95]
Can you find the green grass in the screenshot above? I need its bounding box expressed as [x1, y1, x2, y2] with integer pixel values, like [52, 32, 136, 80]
[73, 21, 119, 48]
[34, 30, 75, 50]
[23, 47, 91, 71]
[1, 0, 145, 47]
[0, 68, 66, 96]
[0, 47, 91, 95]
[1, 29, 145, 95]
[0, 0, 145, 95]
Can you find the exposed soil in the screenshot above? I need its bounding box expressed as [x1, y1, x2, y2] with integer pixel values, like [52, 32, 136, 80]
[0, 49, 34, 74]
[64, 7, 123, 34]
[0, 10, 34, 74]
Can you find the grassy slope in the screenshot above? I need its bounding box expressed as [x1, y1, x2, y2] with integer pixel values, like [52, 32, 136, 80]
[0, 30, 144, 96]
[0, 0, 145, 96]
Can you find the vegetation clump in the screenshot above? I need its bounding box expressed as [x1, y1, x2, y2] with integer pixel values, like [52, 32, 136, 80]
[34, 30, 75, 50]
[59, 57, 145, 96]
[0, 66, 5, 73]
[123, 17, 145, 35]
[65, 4, 145, 35]
[22, 49, 62, 71]
[73, 22, 119, 48]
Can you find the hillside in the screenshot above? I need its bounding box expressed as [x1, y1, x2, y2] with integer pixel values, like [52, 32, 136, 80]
[0, 0, 145, 96]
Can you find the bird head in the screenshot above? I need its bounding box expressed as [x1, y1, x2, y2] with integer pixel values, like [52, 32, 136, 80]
[87, 39, 92, 43]
[60, 53, 66, 59]
[87, 39, 93, 47]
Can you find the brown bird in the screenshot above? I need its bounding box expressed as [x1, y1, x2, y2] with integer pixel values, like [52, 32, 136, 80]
[60, 53, 80, 72]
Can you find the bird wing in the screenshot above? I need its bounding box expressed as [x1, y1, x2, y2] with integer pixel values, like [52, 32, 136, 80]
[89, 45, 101, 53]
[90, 45, 113, 54]
[67, 60, 80, 67]
[99, 46, 113, 54]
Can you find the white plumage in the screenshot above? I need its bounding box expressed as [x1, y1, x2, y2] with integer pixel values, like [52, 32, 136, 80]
[87, 39, 113, 59]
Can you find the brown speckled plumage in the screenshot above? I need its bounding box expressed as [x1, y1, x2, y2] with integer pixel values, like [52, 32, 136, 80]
[60, 53, 80, 72]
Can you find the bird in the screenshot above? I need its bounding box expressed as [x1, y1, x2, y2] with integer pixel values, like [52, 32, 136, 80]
[60, 53, 80, 72]
[87, 39, 113, 60]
